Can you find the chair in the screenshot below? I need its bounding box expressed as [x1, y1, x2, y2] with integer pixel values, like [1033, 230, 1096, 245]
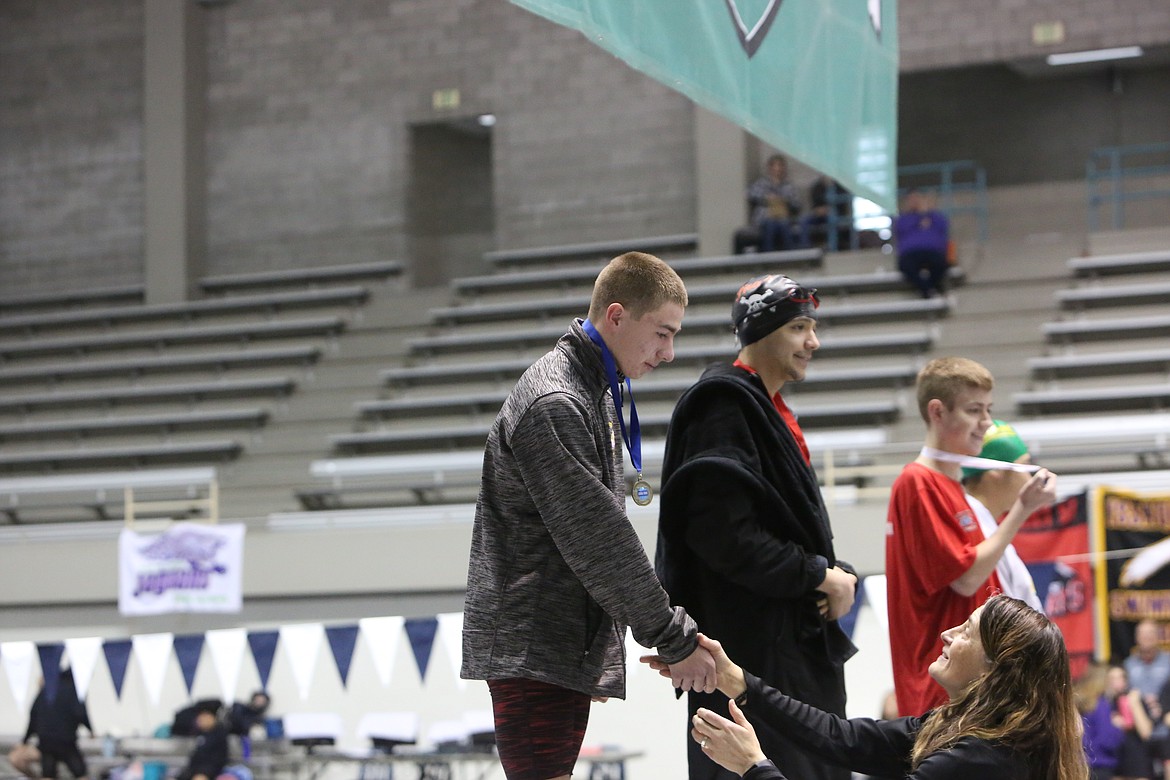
[357, 711, 419, 751]
[281, 712, 344, 752]
[356, 712, 419, 780]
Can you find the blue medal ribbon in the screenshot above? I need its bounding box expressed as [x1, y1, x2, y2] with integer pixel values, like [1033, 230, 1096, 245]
[581, 319, 642, 478]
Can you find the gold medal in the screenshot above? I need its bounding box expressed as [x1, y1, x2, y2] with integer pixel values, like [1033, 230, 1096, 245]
[632, 475, 653, 507]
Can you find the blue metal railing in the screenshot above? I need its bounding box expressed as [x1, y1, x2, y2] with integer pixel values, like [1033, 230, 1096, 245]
[1087, 142, 1170, 231]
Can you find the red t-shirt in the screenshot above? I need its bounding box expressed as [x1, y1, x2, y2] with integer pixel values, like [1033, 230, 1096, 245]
[885, 461, 1000, 716]
[732, 359, 811, 465]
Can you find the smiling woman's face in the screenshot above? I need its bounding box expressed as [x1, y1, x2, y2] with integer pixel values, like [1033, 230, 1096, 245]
[929, 606, 992, 699]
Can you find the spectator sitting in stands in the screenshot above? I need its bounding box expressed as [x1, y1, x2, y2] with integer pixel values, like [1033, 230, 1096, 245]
[226, 691, 271, 737]
[893, 188, 950, 298]
[799, 176, 852, 250]
[177, 706, 228, 780]
[739, 154, 803, 254]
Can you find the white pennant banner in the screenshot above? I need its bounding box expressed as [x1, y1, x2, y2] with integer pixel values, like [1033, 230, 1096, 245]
[205, 628, 248, 703]
[436, 612, 466, 690]
[132, 633, 175, 707]
[280, 623, 324, 701]
[624, 628, 643, 680]
[359, 616, 404, 688]
[1, 641, 36, 713]
[64, 637, 104, 702]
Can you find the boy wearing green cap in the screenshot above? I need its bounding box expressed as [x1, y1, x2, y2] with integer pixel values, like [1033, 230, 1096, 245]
[960, 420, 1044, 612]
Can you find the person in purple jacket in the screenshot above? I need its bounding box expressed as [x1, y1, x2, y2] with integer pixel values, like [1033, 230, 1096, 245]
[1077, 664, 1125, 780]
[893, 189, 950, 298]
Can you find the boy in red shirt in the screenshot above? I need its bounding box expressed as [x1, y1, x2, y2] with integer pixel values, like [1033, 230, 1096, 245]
[885, 357, 1056, 716]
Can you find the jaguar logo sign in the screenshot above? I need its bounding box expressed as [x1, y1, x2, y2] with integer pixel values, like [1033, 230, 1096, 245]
[724, 0, 782, 58]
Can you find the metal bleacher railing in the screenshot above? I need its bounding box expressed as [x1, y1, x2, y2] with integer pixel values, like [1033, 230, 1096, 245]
[1087, 141, 1170, 232]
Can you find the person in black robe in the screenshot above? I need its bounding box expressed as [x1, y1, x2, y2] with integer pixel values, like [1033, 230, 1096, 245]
[656, 274, 857, 780]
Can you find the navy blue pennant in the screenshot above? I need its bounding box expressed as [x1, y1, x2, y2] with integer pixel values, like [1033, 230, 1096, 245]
[102, 639, 133, 700]
[325, 625, 360, 687]
[404, 617, 438, 681]
[173, 634, 205, 695]
[247, 631, 279, 691]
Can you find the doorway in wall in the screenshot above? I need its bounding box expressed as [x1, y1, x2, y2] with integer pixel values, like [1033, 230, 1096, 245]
[407, 117, 495, 288]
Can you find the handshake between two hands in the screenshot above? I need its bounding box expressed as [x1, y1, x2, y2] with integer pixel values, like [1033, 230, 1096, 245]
[647, 637, 719, 693]
[639, 632, 740, 695]
[640, 635, 768, 775]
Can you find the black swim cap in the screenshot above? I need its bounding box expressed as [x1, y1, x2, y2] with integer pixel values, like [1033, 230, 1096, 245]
[732, 274, 819, 347]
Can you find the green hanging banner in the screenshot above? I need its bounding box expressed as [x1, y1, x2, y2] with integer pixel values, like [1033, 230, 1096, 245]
[508, 0, 898, 211]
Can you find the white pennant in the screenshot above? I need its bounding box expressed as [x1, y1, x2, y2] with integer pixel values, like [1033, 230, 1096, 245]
[205, 628, 247, 703]
[280, 623, 324, 701]
[359, 616, 404, 688]
[863, 575, 889, 636]
[132, 633, 174, 707]
[1, 641, 36, 713]
[436, 612, 466, 690]
[624, 627, 643, 679]
[64, 637, 103, 701]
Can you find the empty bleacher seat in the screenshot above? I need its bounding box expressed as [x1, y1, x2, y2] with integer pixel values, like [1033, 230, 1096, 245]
[428, 295, 949, 328]
[1043, 313, 1170, 344]
[332, 401, 899, 455]
[0, 287, 368, 336]
[1028, 347, 1170, 379]
[0, 378, 295, 414]
[484, 234, 697, 269]
[0, 408, 269, 442]
[1015, 383, 1170, 414]
[364, 365, 913, 421]
[301, 427, 895, 511]
[0, 440, 242, 473]
[1067, 249, 1170, 278]
[200, 261, 404, 293]
[0, 346, 320, 386]
[0, 317, 345, 359]
[0, 284, 144, 315]
[395, 333, 932, 386]
[454, 249, 823, 295]
[0, 466, 217, 523]
[1056, 280, 1170, 310]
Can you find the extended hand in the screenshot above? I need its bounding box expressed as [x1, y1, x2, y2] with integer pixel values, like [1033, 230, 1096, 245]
[1018, 468, 1057, 514]
[692, 700, 766, 776]
[669, 644, 718, 693]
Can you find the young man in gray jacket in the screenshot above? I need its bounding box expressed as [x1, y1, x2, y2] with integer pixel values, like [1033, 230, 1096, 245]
[462, 251, 716, 780]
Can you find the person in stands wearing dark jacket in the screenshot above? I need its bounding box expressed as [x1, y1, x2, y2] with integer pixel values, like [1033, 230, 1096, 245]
[656, 273, 857, 780]
[13, 670, 92, 780]
[645, 594, 1089, 780]
[177, 706, 228, 780]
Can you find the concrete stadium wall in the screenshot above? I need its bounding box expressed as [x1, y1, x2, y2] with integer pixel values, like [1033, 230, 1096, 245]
[3, 1, 1169, 293]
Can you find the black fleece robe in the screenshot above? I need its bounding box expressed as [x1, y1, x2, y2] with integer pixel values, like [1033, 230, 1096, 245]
[656, 362, 856, 780]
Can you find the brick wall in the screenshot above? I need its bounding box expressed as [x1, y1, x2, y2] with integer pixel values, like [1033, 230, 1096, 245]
[1, 0, 1168, 292]
[0, 0, 143, 293]
[899, 0, 1170, 71]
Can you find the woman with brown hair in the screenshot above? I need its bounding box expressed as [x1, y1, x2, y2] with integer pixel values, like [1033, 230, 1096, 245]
[645, 594, 1089, 779]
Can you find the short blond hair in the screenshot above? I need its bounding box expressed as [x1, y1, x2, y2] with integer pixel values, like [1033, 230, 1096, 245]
[916, 357, 994, 422]
[587, 251, 688, 322]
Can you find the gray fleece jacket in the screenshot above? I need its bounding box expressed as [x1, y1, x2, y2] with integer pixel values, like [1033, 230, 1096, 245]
[460, 320, 698, 698]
